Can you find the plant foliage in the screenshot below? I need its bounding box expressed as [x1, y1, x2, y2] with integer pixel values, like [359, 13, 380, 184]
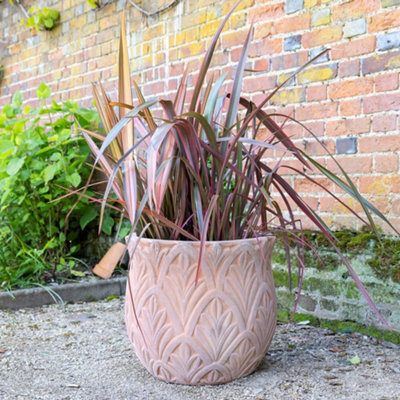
[22, 6, 60, 31]
[0, 84, 100, 290]
[82, 4, 398, 328]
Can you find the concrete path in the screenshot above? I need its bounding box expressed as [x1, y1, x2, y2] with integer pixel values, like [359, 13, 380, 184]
[1, 298, 399, 400]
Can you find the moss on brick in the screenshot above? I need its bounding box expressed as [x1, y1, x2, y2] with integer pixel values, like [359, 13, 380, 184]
[274, 229, 400, 284]
[277, 310, 400, 344]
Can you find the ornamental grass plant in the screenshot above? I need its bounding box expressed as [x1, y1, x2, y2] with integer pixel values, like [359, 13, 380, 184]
[79, 2, 398, 328]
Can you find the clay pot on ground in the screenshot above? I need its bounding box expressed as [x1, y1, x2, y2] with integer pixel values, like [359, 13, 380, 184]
[125, 236, 277, 385]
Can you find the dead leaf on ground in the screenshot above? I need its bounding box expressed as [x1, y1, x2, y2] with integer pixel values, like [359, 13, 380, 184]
[0, 348, 6, 353]
[329, 347, 346, 353]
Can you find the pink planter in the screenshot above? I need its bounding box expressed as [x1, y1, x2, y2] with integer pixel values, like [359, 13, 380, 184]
[125, 236, 277, 385]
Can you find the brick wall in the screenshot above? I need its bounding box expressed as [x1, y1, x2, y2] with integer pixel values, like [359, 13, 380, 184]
[1, 0, 400, 232]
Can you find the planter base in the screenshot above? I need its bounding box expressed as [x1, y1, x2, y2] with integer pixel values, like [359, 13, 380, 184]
[125, 236, 277, 385]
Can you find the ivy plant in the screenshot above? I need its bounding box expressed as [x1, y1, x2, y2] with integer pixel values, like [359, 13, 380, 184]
[22, 6, 60, 30]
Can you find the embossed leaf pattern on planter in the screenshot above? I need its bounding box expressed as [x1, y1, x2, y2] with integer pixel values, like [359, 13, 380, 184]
[125, 236, 277, 385]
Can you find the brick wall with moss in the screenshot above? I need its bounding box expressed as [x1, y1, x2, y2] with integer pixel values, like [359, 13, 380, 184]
[1, 0, 400, 232]
[273, 231, 400, 332]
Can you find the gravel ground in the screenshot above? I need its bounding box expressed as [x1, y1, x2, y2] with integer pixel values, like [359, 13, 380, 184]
[1, 298, 399, 400]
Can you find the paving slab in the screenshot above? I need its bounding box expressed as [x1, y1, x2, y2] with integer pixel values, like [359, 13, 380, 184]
[1, 298, 399, 400]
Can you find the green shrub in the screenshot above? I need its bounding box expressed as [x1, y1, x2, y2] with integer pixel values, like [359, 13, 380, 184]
[0, 84, 102, 290]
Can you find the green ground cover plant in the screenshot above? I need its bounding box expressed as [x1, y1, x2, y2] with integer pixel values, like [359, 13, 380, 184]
[0, 84, 106, 290]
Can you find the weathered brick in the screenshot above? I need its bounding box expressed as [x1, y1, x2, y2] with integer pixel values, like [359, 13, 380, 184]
[254, 20, 274, 39]
[382, 0, 400, 7]
[362, 51, 400, 74]
[243, 75, 276, 92]
[339, 99, 362, 116]
[377, 31, 400, 51]
[307, 85, 327, 101]
[286, 0, 304, 14]
[364, 93, 400, 113]
[359, 135, 400, 153]
[309, 46, 330, 63]
[336, 137, 357, 154]
[326, 155, 372, 174]
[331, 36, 376, 60]
[298, 63, 337, 83]
[271, 88, 306, 105]
[248, 38, 282, 57]
[332, 0, 380, 21]
[326, 117, 370, 137]
[249, 2, 284, 22]
[311, 8, 331, 27]
[372, 115, 397, 131]
[343, 18, 366, 38]
[339, 60, 360, 78]
[375, 72, 399, 92]
[328, 77, 374, 99]
[296, 102, 338, 120]
[274, 13, 310, 34]
[375, 154, 399, 173]
[283, 35, 302, 51]
[302, 26, 342, 48]
[368, 9, 400, 33]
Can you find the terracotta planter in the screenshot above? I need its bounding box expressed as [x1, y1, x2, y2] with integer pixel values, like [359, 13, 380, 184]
[125, 236, 277, 385]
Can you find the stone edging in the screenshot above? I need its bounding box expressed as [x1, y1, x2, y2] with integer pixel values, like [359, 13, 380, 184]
[0, 277, 127, 310]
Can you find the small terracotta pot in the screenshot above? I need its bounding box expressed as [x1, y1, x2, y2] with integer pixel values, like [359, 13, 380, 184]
[125, 236, 277, 385]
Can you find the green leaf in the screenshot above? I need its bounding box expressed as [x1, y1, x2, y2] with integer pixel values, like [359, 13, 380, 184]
[80, 207, 98, 230]
[349, 355, 361, 365]
[12, 91, 23, 107]
[42, 164, 57, 183]
[44, 18, 53, 28]
[67, 172, 81, 188]
[118, 224, 131, 240]
[6, 158, 25, 176]
[70, 270, 85, 277]
[37, 83, 51, 100]
[101, 213, 114, 235]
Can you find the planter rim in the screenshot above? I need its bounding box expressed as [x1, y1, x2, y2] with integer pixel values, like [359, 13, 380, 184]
[127, 234, 275, 246]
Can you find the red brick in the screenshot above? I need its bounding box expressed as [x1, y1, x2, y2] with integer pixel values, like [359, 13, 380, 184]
[274, 13, 311, 34]
[340, 99, 362, 116]
[368, 9, 400, 33]
[326, 155, 372, 174]
[294, 177, 334, 193]
[248, 38, 282, 57]
[243, 75, 276, 92]
[303, 139, 335, 156]
[331, 37, 376, 60]
[359, 135, 400, 153]
[326, 117, 370, 137]
[254, 58, 270, 72]
[296, 102, 338, 120]
[392, 198, 400, 215]
[328, 77, 374, 99]
[307, 85, 327, 101]
[372, 115, 397, 132]
[339, 60, 360, 78]
[248, 2, 285, 23]
[221, 29, 250, 48]
[303, 121, 325, 137]
[332, 0, 380, 21]
[364, 93, 400, 114]
[375, 154, 399, 173]
[375, 72, 399, 92]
